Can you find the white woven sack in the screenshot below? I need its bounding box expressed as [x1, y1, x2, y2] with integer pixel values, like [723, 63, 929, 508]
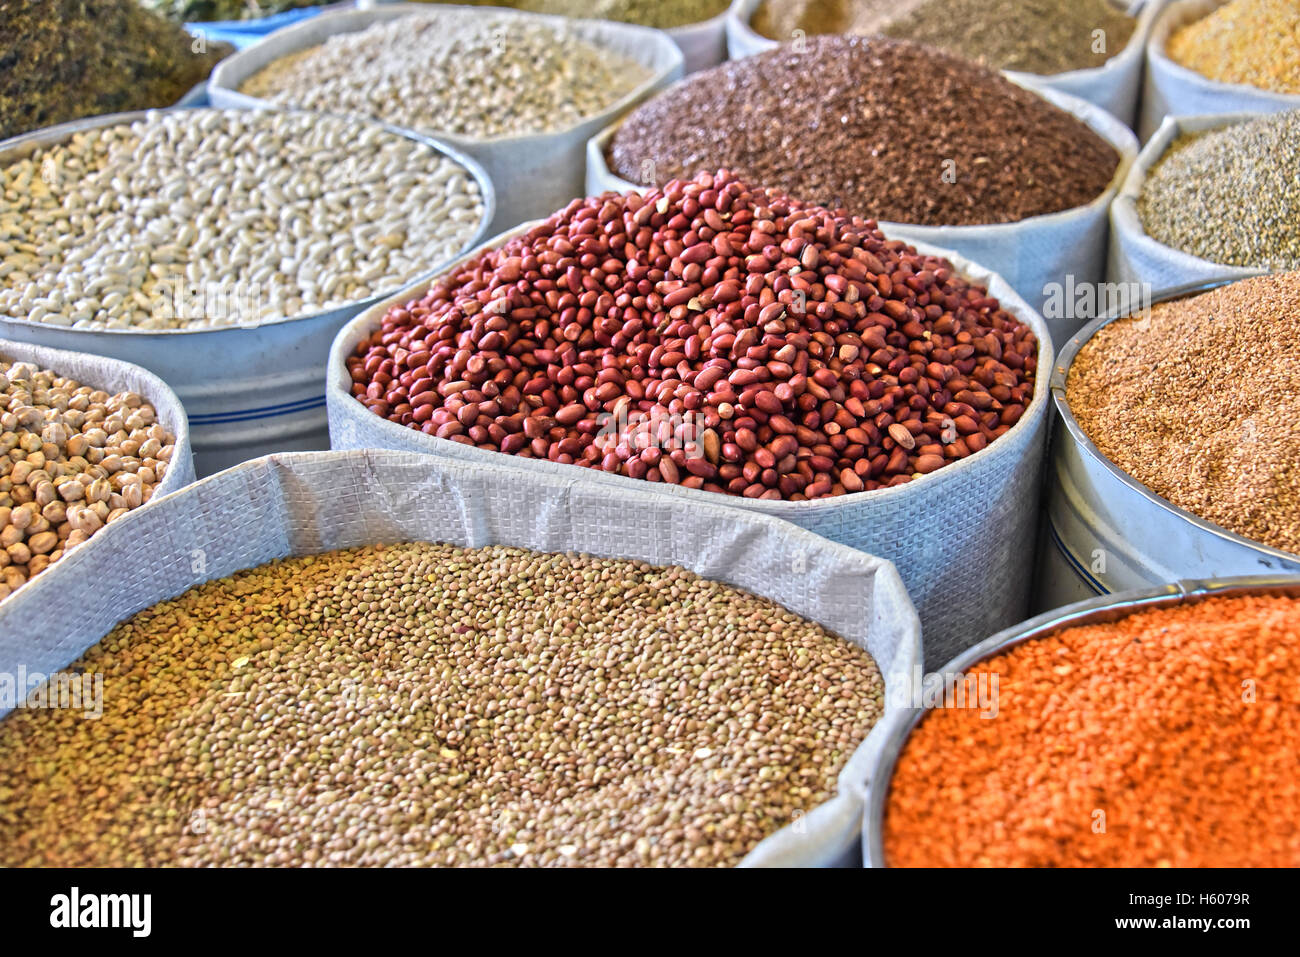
[326, 223, 1054, 668]
[365, 0, 729, 74]
[585, 86, 1135, 344]
[208, 4, 684, 234]
[725, 0, 1162, 126]
[0, 449, 920, 868]
[1109, 112, 1269, 289]
[1141, 0, 1300, 140]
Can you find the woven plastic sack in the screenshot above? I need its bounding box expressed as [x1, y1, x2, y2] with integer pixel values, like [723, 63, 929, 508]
[368, 0, 730, 74]
[1109, 112, 1268, 289]
[1141, 0, 1300, 140]
[0, 336, 196, 595]
[208, 3, 684, 234]
[585, 86, 1135, 344]
[326, 224, 1054, 668]
[0, 449, 920, 868]
[725, 0, 1162, 127]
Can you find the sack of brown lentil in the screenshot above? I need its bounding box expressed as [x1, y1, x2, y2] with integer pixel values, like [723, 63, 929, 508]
[725, 0, 1162, 125]
[0, 448, 920, 868]
[207, 4, 684, 233]
[326, 209, 1053, 670]
[1108, 112, 1274, 288]
[0, 337, 195, 602]
[1141, 0, 1300, 140]
[586, 73, 1135, 343]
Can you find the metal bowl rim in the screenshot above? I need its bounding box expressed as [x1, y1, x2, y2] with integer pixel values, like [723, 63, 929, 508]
[1047, 275, 1300, 567]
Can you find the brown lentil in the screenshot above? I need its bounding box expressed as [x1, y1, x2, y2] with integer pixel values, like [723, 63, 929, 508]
[1168, 0, 1300, 95]
[348, 169, 1039, 500]
[752, 0, 1136, 75]
[1067, 274, 1300, 555]
[0, 0, 231, 142]
[884, 593, 1300, 867]
[0, 357, 176, 601]
[0, 543, 884, 867]
[1138, 109, 1300, 270]
[607, 37, 1121, 226]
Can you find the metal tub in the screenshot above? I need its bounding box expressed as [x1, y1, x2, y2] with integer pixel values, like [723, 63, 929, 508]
[0, 108, 495, 477]
[861, 575, 1300, 866]
[1035, 278, 1300, 611]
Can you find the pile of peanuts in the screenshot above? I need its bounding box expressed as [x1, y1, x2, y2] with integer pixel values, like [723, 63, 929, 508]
[349, 170, 1038, 500]
[0, 358, 175, 600]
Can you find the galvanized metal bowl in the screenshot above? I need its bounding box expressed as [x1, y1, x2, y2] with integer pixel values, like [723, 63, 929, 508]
[1035, 277, 1300, 611]
[861, 574, 1300, 867]
[0, 107, 495, 476]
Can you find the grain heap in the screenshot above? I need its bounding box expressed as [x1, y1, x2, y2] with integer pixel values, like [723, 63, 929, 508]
[0, 543, 885, 867]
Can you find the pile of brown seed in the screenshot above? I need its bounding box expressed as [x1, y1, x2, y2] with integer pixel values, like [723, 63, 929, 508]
[0, 0, 230, 142]
[1067, 274, 1300, 555]
[0, 358, 176, 601]
[607, 36, 1121, 226]
[752, 0, 1136, 75]
[1167, 0, 1300, 95]
[0, 543, 884, 867]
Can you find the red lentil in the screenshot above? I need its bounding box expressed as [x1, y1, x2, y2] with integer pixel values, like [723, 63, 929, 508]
[883, 593, 1300, 867]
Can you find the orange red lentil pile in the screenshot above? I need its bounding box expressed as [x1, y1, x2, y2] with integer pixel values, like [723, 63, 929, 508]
[884, 593, 1300, 867]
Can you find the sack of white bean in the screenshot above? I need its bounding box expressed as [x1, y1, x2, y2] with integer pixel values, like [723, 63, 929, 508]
[326, 195, 1054, 669]
[1108, 112, 1270, 289]
[370, 0, 734, 74]
[0, 337, 194, 604]
[208, 4, 684, 233]
[1141, 0, 1300, 140]
[0, 107, 492, 476]
[0, 448, 920, 867]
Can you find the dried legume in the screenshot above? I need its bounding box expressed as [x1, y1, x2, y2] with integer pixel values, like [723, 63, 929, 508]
[1138, 110, 1300, 270]
[349, 169, 1039, 500]
[0, 542, 884, 867]
[0, 109, 484, 330]
[0, 357, 176, 601]
[240, 10, 653, 140]
[1067, 274, 1300, 555]
[752, 0, 1136, 75]
[1168, 0, 1300, 95]
[884, 593, 1300, 867]
[0, 0, 230, 141]
[408, 0, 731, 30]
[607, 37, 1121, 226]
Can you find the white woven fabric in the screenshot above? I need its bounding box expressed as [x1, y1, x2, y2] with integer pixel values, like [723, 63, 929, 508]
[326, 225, 1054, 668]
[725, 0, 1163, 126]
[1141, 0, 1300, 140]
[208, 3, 684, 235]
[585, 84, 1136, 344]
[0, 449, 920, 868]
[1109, 112, 1268, 290]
